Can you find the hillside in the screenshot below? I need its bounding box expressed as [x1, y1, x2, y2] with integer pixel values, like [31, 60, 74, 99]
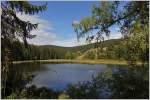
[9, 38, 122, 61]
[43, 38, 122, 53]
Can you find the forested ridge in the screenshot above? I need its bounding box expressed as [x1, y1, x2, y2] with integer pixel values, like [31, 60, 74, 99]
[7, 37, 147, 62]
[2, 38, 124, 61]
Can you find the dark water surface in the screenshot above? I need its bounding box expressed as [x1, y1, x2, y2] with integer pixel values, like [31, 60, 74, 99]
[13, 63, 126, 90]
[13, 63, 149, 98]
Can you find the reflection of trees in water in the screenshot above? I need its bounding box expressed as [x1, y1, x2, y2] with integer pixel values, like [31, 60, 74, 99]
[2, 65, 28, 98]
[2, 64, 149, 99]
[2, 63, 59, 98]
[2, 63, 42, 98]
[66, 64, 149, 99]
[108, 64, 149, 98]
[13, 63, 48, 73]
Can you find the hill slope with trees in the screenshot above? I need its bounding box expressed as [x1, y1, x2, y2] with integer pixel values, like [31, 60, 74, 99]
[7, 38, 123, 61]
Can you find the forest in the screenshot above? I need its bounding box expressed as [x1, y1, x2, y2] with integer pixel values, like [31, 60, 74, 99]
[2, 38, 123, 60]
[2, 38, 148, 62]
[1, 1, 149, 99]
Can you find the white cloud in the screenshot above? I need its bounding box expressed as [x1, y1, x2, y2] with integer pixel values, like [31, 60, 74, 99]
[16, 13, 57, 45]
[52, 31, 122, 47]
[28, 30, 57, 45]
[17, 13, 87, 47]
[16, 13, 122, 47]
[17, 13, 52, 30]
[72, 20, 79, 25]
[109, 32, 122, 39]
[50, 37, 86, 47]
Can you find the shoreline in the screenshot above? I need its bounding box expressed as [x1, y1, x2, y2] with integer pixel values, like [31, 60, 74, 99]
[12, 59, 143, 65]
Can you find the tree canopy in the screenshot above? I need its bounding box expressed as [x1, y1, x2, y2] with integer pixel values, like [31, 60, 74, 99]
[72, 1, 149, 62]
[72, 1, 148, 42]
[1, 1, 47, 98]
[1, 1, 47, 46]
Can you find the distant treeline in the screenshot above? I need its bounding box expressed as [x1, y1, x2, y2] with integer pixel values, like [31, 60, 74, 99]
[2, 38, 148, 62]
[2, 39, 67, 60]
[1, 38, 122, 61]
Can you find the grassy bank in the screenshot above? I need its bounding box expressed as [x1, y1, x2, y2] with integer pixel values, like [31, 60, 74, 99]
[12, 59, 143, 65]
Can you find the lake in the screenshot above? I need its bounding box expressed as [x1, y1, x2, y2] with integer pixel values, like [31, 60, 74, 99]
[13, 63, 111, 90]
[13, 63, 149, 98]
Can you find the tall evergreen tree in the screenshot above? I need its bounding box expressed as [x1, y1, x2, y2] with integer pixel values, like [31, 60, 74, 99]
[1, 1, 47, 97]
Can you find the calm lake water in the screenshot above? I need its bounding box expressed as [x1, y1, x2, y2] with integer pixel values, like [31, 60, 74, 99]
[14, 63, 149, 98]
[13, 63, 126, 90]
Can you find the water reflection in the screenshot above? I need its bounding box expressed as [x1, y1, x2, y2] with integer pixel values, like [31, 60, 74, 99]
[24, 64, 108, 90]
[6, 63, 149, 99]
[14, 63, 49, 73]
[65, 64, 149, 99]
[108, 64, 149, 98]
[94, 64, 149, 98]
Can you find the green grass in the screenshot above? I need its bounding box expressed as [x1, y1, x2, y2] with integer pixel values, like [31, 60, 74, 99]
[12, 59, 143, 65]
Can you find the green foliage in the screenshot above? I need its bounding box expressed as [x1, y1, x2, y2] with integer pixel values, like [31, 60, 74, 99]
[1, 1, 47, 98]
[73, 1, 148, 41]
[5, 39, 123, 61]
[123, 24, 149, 62]
[5, 85, 60, 99]
[1, 1, 47, 46]
[65, 51, 77, 59]
[72, 1, 149, 63]
[58, 92, 70, 99]
[66, 82, 100, 99]
[109, 64, 149, 98]
[2, 1, 149, 99]
[5, 93, 18, 99]
[2, 63, 148, 99]
[7, 1, 47, 14]
[83, 49, 96, 59]
[66, 64, 148, 99]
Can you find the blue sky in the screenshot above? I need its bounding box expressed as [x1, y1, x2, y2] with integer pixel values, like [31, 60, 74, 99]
[18, 1, 122, 47]
[37, 1, 96, 41]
